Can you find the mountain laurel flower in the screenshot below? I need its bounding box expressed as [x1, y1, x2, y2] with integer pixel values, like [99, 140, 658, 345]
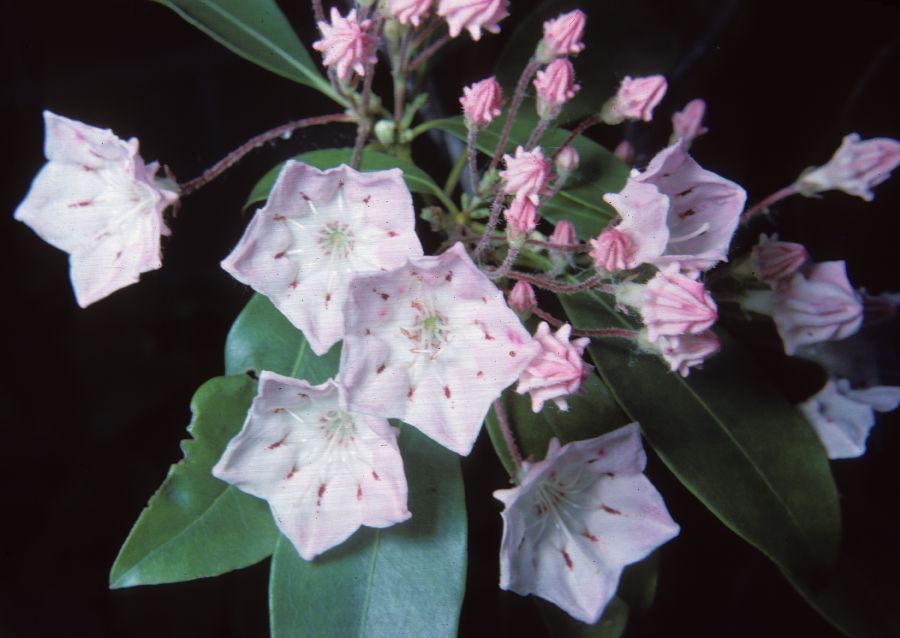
[387, 0, 433, 26]
[621, 264, 718, 343]
[669, 98, 708, 147]
[460, 76, 503, 128]
[505, 197, 538, 239]
[536, 9, 586, 63]
[212, 373, 410, 560]
[799, 378, 900, 459]
[742, 261, 863, 356]
[613, 140, 635, 164]
[533, 58, 580, 119]
[649, 330, 720, 377]
[601, 75, 667, 124]
[438, 0, 509, 40]
[494, 424, 680, 624]
[221, 161, 423, 356]
[312, 8, 379, 80]
[14, 111, 177, 308]
[751, 234, 809, 287]
[548, 219, 577, 247]
[500, 146, 551, 205]
[598, 178, 669, 271]
[554, 147, 579, 177]
[516, 322, 591, 412]
[618, 139, 746, 273]
[796, 133, 900, 202]
[508, 280, 537, 315]
[340, 243, 540, 455]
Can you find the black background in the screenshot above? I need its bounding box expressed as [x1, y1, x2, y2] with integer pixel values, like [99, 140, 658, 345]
[2, 0, 900, 636]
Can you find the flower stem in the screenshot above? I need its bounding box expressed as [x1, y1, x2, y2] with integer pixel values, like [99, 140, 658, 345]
[741, 183, 799, 222]
[552, 113, 601, 159]
[492, 399, 523, 472]
[466, 127, 480, 194]
[533, 306, 637, 339]
[473, 189, 507, 262]
[489, 244, 521, 280]
[525, 116, 551, 150]
[505, 270, 609, 294]
[487, 57, 541, 173]
[178, 113, 353, 196]
[406, 34, 451, 72]
[444, 148, 468, 197]
[310, 0, 325, 23]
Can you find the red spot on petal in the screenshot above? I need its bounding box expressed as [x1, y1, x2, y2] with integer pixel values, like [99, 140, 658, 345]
[381, 292, 390, 300]
[325, 292, 332, 305]
[596, 449, 607, 457]
[289, 280, 298, 289]
[583, 531, 599, 543]
[407, 386, 415, 399]
[444, 385, 451, 399]
[387, 230, 398, 237]
[267, 435, 287, 450]
[376, 363, 386, 374]
[67, 200, 92, 208]
[561, 549, 574, 570]
[285, 466, 298, 479]
[365, 328, 372, 335]
[677, 188, 694, 197]
[357, 484, 363, 501]
[678, 208, 697, 219]
[299, 192, 311, 201]
[508, 350, 516, 357]
[273, 407, 285, 413]
[606, 472, 616, 478]
[274, 251, 287, 259]
[272, 214, 286, 221]
[82, 165, 95, 172]
[476, 371, 484, 378]
[372, 470, 380, 481]
[316, 483, 327, 506]
[601, 504, 622, 515]
[482, 296, 488, 303]
[445, 270, 454, 282]
[363, 195, 372, 204]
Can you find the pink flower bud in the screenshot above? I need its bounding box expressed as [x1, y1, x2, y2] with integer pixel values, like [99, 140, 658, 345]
[516, 322, 592, 412]
[460, 76, 503, 128]
[312, 8, 379, 80]
[387, 0, 433, 26]
[508, 280, 537, 313]
[536, 9, 586, 62]
[589, 228, 634, 273]
[639, 264, 718, 342]
[500, 146, 551, 205]
[533, 58, 580, 119]
[504, 197, 538, 239]
[554, 147, 579, 175]
[548, 219, 577, 246]
[613, 140, 635, 164]
[438, 0, 509, 40]
[654, 331, 720, 377]
[602, 75, 667, 124]
[670, 99, 708, 147]
[751, 234, 809, 287]
[797, 133, 900, 202]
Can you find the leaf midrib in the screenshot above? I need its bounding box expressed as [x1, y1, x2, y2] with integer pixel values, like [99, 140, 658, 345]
[575, 289, 822, 564]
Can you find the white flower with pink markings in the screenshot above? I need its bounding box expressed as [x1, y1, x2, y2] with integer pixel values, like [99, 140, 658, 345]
[797, 133, 900, 202]
[14, 111, 177, 308]
[340, 243, 540, 455]
[516, 322, 591, 413]
[213, 372, 410, 560]
[221, 161, 423, 356]
[494, 424, 679, 623]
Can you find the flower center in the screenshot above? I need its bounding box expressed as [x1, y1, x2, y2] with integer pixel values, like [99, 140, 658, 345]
[317, 221, 355, 257]
[401, 298, 451, 360]
[319, 409, 357, 446]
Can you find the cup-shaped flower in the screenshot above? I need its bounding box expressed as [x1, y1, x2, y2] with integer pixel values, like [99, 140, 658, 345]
[751, 234, 808, 287]
[597, 178, 669, 272]
[14, 111, 177, 308]
[500, 146, 551, 205]
[508, 280, 537, 314]
[387, 0, 433, 27]
[212, 373, 410, 560]
[650, 330, 720, 377]
[312, 8, 379, 80]
[516, 322, 591, 412]
[621, 139, 746, 273]
[494, 424, 680, 623]
[340, 243, 540, 455]
[796, 134, 900, 202]
[554, 148, 579, 177]
[505, 197, 538, 239]
[536, 9, 586, 63]
[601, 75, 667, 124]
[437, 0, 509, 40]
[533, 58, 580, 119]
[743, 261, 863, 355]
[627, 264, 718, 343]
[221, 161, 423, 356]
[461, 77, 503, 128]
[669, 98, 708, 147]
[799, 378, 900, 459]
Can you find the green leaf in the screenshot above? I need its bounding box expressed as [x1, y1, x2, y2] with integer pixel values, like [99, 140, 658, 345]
[153, 0, 341, 104]
[559, 291, 841, 586]
[430, 116, 629, 239]
[110, 375, 279, 588]
[244, 148, 455, 212]
[225, 293, 341, 380]
[269, 425, 467, 638]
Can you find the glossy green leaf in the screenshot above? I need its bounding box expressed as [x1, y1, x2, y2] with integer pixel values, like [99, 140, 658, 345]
[153, 0, 342, 103]
[244, 148, 454, 212]
[430, 116, 628, 238]
[559, 291, 841, 586]
[110, 375, 278, 588]
[269, 425, 467, 638]
[225, 293, 341, 380]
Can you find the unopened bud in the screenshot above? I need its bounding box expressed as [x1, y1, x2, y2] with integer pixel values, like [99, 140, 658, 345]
[374, 119, 396, 146]
[555, 147, 579, 177]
